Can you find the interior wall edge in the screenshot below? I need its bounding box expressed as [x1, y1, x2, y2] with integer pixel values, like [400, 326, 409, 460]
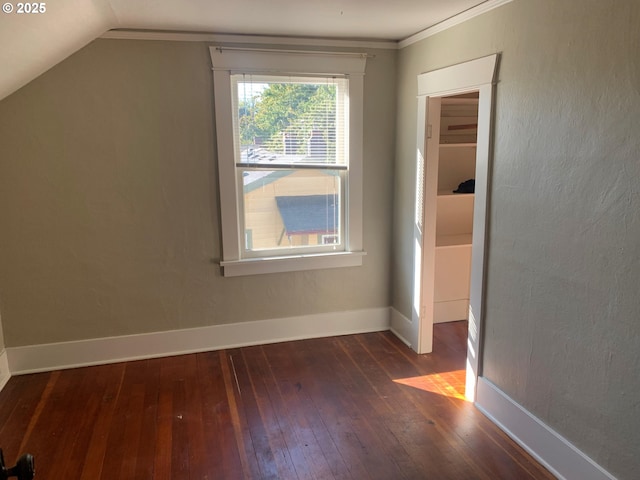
[389, 307, 413, 348]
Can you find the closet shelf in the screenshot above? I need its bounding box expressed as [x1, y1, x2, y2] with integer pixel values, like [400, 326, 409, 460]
[441, 98, 479, 106]
[436, 234, 472, 248]
[439, 142, 477, 148]
[437, 191, 475, 197]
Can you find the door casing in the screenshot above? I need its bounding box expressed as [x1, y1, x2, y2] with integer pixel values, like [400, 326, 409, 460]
[410, 54, 499, 401]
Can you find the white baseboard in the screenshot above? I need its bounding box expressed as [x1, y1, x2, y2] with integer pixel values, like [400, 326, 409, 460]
[389, 307, 413, 349]
[0, 349, 10, 390]
[6, 307, 390, 375]
[434, 299, 469, 323]
[475, 377, 616, 480]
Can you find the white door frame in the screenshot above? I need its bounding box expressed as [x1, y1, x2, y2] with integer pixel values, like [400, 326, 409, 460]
[411, 54, 499, 401]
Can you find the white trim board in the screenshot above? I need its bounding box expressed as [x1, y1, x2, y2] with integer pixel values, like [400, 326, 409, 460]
[210, 46, 366, 277]
[399, 0, 514, 49]
[101, 30, 398, 50]
[6, 308, 390, 375]
[417, 53, 498, 97]
[411, 51, 498, 404]
[475, 377, 617, 480]
[0, 350, 10, 391]
[101, 0, 513, 51]
[389, 307, 413, 349]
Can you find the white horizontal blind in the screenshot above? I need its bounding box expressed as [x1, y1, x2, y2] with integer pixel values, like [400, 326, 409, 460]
[209, 46, 366, 274]
[231, 75, 348, 169]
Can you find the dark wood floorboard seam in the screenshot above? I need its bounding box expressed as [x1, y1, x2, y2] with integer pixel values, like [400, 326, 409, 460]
[0, 323, 555, 480]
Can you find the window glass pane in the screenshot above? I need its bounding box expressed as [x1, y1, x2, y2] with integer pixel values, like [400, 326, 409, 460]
[233, 75, 348, 166]
[242, 169, 342, 252]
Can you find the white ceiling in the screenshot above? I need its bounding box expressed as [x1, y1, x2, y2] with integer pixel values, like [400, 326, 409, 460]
[0, 0, 489, 101]
[108, 0, 487, 41]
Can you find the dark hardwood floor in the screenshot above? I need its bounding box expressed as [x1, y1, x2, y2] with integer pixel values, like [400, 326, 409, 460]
[0, 322, 554, 479]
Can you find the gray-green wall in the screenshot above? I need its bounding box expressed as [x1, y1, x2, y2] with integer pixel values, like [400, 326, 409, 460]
[393, 1, 640, 478]
[1, 1, 639, 477]
[0, 39, 396, 346]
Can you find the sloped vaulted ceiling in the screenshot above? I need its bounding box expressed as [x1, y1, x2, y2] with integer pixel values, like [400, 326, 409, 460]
[0, 0, 490, 101]
[0, 0, 115, 101]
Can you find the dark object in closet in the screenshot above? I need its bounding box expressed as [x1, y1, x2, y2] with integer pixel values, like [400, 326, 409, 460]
[0, 449, 35, 480]
[453, 179, 475, 194]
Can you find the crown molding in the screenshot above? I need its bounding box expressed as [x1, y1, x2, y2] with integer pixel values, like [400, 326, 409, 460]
[398, 0, 513, 49]
[100, 30, 398, 50]
[100, 0, 513, 51]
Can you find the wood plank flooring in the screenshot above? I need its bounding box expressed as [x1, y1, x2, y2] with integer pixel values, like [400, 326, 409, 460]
[0, 322, 554, 479]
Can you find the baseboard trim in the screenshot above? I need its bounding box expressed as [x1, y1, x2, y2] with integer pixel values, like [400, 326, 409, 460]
[389, 307, 413, 349]
[434, 299, 469, 323]
[0, 350, 10, 391]
[7, 307, 390, 375]
[475, 377, 616, 480]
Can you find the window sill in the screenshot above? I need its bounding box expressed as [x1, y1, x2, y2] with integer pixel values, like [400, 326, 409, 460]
[220, 251, 366, 277]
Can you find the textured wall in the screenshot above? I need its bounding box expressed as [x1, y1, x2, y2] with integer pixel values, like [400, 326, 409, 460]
[393, 1, 640, 477]
[0, 39, 396, 346]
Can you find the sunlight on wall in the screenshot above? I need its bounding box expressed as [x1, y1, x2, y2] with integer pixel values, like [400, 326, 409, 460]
[465, 306, 479, 401]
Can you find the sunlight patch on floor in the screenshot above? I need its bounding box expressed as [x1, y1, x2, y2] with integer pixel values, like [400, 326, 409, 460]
[394, 370, 467, 400]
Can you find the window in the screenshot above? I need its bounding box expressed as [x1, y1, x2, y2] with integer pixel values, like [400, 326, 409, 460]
[210, 47, 367, 276]
[234, 75, 346, 256]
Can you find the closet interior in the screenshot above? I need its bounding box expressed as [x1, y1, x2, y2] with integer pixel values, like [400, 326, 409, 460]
[433, 92, 478, 323]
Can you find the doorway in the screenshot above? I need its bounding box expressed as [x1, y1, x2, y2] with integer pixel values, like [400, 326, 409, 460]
[410, 54, 499, 401]
[430, 92, 478, 326]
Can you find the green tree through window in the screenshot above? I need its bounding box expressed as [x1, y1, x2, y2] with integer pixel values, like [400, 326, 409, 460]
[238, 82, 337, 161]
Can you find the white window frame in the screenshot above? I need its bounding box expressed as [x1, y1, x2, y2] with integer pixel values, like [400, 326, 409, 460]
[210, 46, 367, 277]
[232, 74, 348, 259]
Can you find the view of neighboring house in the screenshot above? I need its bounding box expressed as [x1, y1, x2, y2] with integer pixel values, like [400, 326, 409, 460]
[243, 167, 341, 250]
